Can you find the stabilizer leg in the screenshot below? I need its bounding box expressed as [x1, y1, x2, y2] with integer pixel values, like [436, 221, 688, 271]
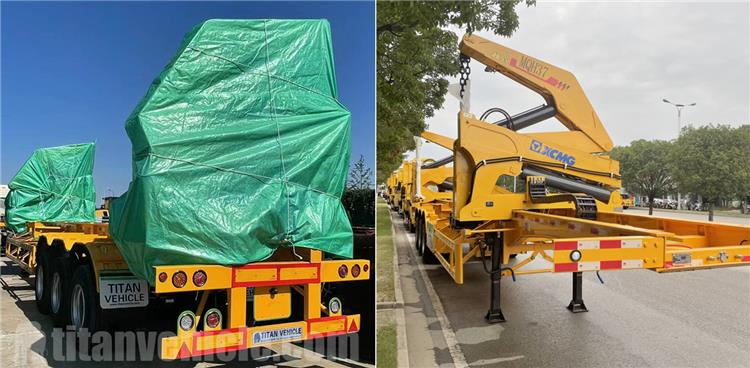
[485, 232, 506, 323]
[566, 272, 588, 313]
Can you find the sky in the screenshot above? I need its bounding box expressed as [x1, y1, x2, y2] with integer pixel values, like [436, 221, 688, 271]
[1, 1, 375, 199]
[417, 1, 750, 160]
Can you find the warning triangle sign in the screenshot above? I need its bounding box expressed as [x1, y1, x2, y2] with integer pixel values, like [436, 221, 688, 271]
[176, 342, 192, 359]
[348, 319, 358, 332]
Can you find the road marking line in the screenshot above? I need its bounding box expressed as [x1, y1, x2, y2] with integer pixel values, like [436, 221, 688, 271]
[470, 355, 525, 366]
[396, 212, 469, 368]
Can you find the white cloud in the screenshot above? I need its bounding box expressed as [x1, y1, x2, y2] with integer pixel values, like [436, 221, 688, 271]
[413, 1, 749, 161]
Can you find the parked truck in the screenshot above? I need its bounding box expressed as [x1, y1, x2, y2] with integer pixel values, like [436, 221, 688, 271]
[4, 19, 370, 360]
[395, 34, 750, 323]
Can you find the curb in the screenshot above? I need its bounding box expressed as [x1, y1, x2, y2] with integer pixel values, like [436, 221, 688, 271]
[391, 214, 410, 368]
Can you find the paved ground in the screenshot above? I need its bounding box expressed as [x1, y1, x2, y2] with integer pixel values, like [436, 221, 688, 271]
[0, 257, 369, 368]
[391, 210, 750, 367]
[624, 207, 750, 225]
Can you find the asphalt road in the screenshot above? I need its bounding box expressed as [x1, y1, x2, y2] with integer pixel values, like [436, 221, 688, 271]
[624, 207, 750, 225]
[392, 210, 750, 367]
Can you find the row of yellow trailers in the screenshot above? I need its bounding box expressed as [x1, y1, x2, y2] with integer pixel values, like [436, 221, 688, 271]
[385, 156, 750, 321]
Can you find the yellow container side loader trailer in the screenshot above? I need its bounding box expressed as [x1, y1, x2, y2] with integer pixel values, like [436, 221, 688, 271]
[5, 219, 369, 359]
[408, 34, 750, 323]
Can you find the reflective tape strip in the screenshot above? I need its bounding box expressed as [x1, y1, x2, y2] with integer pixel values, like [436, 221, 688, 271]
[577, 261, 600, 271]
[577, 240, 599, 250]
[554, 241, 578, 251]
[554, 262, 578, 272]
[599, 260, 622, 270]
[555, 259, 645, 272]
[599, 240, 621, 249]
[621, 240, 643, 249]
[621, 260, 643, 269]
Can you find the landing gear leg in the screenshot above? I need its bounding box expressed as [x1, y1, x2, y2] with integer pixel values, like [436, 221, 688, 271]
[566, 272, 588, 313]
[485, 232, 506, 323]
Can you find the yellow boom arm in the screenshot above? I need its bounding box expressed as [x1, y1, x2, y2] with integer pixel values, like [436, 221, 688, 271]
[460, 34, 613, 153]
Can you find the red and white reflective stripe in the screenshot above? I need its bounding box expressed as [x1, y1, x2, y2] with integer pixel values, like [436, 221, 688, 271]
[554, 239, 643, 251]
[555, 259, 643, 272]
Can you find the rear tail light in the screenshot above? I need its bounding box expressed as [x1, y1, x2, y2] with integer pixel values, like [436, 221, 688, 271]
[158, 272, 168, 283]
[338, 265, 348, 278]
[363, 264, 369, 272]
[172, 271, 187, 288]
[351, 264, 361, 278]
[178, 311, 195, 331]
[204, 308, 222, 329]
[192, 270, 207, 287]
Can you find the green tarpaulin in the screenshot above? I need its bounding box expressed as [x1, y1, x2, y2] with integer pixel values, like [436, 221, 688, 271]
[4, 143, 96, 233]
[109, 19, 353, 282]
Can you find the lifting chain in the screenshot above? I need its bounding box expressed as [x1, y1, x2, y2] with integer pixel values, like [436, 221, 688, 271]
[459, 54, 471, 99]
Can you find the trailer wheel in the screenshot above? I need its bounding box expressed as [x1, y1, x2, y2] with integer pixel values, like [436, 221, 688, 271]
[421, 223, 438, 265]
[420, 215, 427, 256]
[415, 213, 423, 255]
[35, 255, 52, 314]
[50, 258, 71, 326]
[69, 265, 102, 333]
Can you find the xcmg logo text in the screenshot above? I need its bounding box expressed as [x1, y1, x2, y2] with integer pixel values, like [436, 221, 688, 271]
[529, 139, 576, 166]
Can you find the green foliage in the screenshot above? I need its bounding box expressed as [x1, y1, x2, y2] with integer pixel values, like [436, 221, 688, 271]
[376, 0, 534, 181]
[611, 140, 676, 204]
[612, 125, 750, 218]
[669, 125, 750, 204]
[349, 155, 373, 189]
[342, 188, 375, 227]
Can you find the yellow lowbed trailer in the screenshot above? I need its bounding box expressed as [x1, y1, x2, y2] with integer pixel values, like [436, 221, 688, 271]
[397, 34, 750, 323]
[5, 220, 369, 359]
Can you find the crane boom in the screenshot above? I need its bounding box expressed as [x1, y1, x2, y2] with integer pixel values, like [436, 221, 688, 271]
[459, 33, 613, 152]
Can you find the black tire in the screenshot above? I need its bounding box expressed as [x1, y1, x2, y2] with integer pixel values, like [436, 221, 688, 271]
[421, 219, 438, 265]
[419, 215, 427, 256]
[415, 213, 423, 255]
[69, 265, 103, 333]
[35, 254, 52, 315]
[50, 257, 71, 327]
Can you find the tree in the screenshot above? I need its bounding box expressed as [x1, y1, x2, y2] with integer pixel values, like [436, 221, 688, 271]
[348, 155, 373, 190]
[377, 0, 535, 181]
[670, 125, 750, 221]
[611, 140, 676, 216]
[734, 125, 750, 214]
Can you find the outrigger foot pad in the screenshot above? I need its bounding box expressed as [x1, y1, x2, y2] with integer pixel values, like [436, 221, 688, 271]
[566, 300, 588, 313]
[485, 309, 507, 323]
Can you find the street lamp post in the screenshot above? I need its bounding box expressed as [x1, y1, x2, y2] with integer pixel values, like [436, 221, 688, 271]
[662, 98, 696, 210]
[662, 99, 696, 135]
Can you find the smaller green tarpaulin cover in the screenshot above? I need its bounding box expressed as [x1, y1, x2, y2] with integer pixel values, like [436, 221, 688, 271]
[4, 143, 96, 233]
[109, 19, 353, 282]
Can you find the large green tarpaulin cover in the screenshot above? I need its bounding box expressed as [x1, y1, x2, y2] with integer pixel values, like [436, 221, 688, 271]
[109, 19, 353, 282]
[4, 143, 96, 233]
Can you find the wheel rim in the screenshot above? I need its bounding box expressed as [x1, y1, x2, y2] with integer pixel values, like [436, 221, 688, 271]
[35, 264, 44, 299]
[51, 272, 61, 314]
[71, 284, 85, 329]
